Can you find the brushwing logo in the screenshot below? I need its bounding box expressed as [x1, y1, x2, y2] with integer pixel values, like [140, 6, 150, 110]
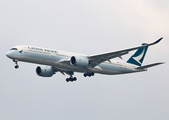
[132, 48, 145, 64]
[19, 50, 23, 54]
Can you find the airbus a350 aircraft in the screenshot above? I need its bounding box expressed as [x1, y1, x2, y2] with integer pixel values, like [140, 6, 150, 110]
[6, 38, 164, 82]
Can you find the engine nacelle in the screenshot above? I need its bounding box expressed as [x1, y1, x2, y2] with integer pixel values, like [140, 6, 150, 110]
[70, 56, 89, 67]
[36, 66, 54, 77]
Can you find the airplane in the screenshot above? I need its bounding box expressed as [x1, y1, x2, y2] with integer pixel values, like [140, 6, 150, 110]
[6, 37, 164, 82]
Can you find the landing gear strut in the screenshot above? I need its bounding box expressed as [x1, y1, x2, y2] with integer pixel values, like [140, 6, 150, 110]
[84, 72, 94, 77]
[65, 72, 77, 82]
[13, 59, 19, 69]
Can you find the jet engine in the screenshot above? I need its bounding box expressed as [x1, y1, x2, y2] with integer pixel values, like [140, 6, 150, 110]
[36, 66, 54, 77]
[70, 56, 89, 67]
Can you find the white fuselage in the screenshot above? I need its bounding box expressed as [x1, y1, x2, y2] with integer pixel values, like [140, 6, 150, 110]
[6, 45, 145, 75]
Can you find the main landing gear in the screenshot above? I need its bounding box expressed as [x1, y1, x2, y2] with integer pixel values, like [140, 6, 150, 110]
[84, 72, 95, 77]
[65, 71, 77, 82]
[13, 59, 19, 69]
[66, 77, 77, 82]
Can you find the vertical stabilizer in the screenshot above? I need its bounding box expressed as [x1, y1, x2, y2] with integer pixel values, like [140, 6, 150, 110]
[127, 43, 148, 66]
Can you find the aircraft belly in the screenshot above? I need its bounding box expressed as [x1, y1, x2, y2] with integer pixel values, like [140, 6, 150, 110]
[97, 63, 136, 75]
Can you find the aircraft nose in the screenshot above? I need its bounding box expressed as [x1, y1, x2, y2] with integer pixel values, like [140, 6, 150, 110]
[6, 51, 13, 58]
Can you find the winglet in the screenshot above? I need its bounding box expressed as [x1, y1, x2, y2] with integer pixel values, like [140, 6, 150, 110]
[147, 37, 163, 46]
[154, 37, 163, 44]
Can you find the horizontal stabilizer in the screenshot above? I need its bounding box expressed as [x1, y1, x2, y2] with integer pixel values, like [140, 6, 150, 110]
[135, 62, 164, 70]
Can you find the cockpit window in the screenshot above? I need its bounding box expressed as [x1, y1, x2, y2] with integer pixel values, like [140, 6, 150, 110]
[10, 48, 18, 51]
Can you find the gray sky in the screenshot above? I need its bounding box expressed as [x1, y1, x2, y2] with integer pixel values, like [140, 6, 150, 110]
[0, 0, 169, 120]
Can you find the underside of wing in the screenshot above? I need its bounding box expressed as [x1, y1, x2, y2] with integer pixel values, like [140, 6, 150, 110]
[59, 58, 71, 65]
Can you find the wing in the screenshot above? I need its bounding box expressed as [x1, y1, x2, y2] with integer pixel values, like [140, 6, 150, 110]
[88, 37, 163, 68]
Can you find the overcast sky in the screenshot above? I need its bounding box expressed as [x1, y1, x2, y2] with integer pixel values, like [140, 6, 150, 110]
[0, 0, 169, 120]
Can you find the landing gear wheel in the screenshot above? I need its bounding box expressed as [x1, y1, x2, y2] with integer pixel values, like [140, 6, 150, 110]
[74, 77, 77, 81]
[66, 78, 69, 82]
[84, 72, 95, 77]
[84, 73, 87, 77]
[15, 65, 19, 69]
[70, 78, 73, 82]
[66, 77, 77, 82]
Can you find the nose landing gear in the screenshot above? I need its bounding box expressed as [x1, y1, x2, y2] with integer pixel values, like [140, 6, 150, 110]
[13, 59, 19, 69]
